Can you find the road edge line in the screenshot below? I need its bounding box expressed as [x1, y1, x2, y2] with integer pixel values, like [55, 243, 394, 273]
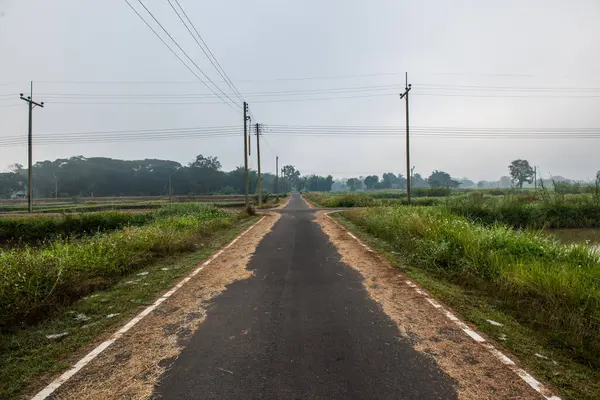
[323, 211, 561, 400]
[31, 216, 266, 400]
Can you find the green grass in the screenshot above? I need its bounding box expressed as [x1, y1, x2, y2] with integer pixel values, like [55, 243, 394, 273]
[447, 191, 600, 228]
[0, 215, 258, 399]
[333, 212, 600, 400]
[0, 204, 244, 330]
[0, 212, 154, 245]
[342, 206, 600, 366]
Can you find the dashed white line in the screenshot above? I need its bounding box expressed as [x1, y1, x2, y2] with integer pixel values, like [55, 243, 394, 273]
[325, 213, 561, 400]
[31, 217, 266, 400]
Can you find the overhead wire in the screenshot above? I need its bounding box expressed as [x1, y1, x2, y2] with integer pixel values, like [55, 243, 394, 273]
[169, 0, 244, 102]
[123, 0, 240, 112]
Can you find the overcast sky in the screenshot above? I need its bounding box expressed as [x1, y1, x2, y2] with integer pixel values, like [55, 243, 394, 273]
[1, 0, 599, 181]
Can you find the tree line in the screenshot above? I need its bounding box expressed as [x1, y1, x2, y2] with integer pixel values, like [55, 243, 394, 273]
[0, 155, 330, 198]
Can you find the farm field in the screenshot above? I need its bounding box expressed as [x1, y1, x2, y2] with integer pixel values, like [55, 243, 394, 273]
[0, 200, 272, 398]
[0, 193, 286, 214]
[305, 190, 600, 400]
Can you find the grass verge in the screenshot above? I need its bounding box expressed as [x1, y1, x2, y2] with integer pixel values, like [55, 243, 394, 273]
[332, 210, 600, 400]
[0, 205, 242, 329]
[0, 215, 258, 399]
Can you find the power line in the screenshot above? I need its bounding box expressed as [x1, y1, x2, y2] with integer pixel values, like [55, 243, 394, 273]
[169, 0, 244, 102]
[123, 0, 239, 112]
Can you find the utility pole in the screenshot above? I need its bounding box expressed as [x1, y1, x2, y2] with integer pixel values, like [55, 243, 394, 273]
[256, 123, 263, 206]
[275, 156, 279, 194]
[399, 73, 412, 205]
[243, 102, 250, 208]
[534, 166, 537, 190]
[20, 81, 44, 214]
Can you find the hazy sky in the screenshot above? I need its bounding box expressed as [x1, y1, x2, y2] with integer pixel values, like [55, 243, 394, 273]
[1, 0, 599, 181]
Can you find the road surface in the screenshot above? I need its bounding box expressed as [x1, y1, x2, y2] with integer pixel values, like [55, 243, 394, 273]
[155, 193, 456, 399]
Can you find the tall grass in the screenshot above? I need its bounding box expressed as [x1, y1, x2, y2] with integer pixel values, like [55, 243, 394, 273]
[345, 206, 600, 365]
[0, 212, 154, 245]
[304, 192, 444, 208]
[448, 191, 600, 228]
[0, 205, 242, 330]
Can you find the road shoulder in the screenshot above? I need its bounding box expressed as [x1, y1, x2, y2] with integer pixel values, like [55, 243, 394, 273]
[316, 211, 546, 400]
[31, 214, 279, 400]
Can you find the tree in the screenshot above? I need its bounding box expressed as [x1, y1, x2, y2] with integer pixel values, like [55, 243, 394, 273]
[281, 165, 301, 189]
[477, 180, 487, 189]
[363, 175, 379, 190]
[459, 178, 475, 188]
[427, 170, 460, 188]
[189, 155, 221, 170]
[411, 173, 429, 188]
[346, 178, 360, 191]
[381, 173, 396, 189]
[508, 159, 534, 189]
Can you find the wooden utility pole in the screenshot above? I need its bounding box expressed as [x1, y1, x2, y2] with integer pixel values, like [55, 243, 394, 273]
[19, 81, 44, 214]
[243, 102, 249, 208]
[275, 156, 279, 194]
[256, 123, 262, 206]
[399, 73, 412, 205]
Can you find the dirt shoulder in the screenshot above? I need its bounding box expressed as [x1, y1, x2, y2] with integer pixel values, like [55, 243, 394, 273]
[42, 214, 279, 400]
[316, 211, 548, 400]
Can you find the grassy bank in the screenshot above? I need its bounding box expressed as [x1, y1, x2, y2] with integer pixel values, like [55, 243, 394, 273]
[0, 214, 258, 399]
[0, 204, 244, 330]
[338, 207, 600, 399]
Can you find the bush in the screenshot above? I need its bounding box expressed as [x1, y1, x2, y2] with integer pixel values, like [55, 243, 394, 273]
[345, 206, 600, 365]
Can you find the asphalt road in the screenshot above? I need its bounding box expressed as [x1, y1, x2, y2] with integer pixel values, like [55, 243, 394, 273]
[155, 193, 457, 399]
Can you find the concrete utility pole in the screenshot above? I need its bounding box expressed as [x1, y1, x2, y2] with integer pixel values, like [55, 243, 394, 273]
[534, 166, 537, 190]
[243, 102, 250, 208]
[19, 81, 44, 214]
[399, 73, 412, 205]
[256, 123, 263, 206]
[275, 156, 279, 194]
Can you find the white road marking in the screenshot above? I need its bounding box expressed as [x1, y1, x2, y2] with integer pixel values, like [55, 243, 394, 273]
[31, 217, 266, 400]
[325, 213, 562, 400]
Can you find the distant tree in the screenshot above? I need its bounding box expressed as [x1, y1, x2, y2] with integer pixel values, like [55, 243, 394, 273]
[363, 175, 379, 190]
[282, 165, 301, 189]
[477, 180, 487, 189]
[381, 173, 398, 189]
[189, 154, 221, 170]
[499, 176, 512, 188]
[508, 159, 534, 189]
[346, 178, 360, 191]
[297, 177, 307, 192]
[427, 170, 460, 188]
[411, 173, 429, 188]
[459, 178, 475, 188]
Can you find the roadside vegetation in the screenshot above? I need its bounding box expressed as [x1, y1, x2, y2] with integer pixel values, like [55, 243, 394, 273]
[0, 212, 154, 245]
[335, 205, 600, 399]
[0, 204, 247, 331]
[0, 210, 259, 399]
